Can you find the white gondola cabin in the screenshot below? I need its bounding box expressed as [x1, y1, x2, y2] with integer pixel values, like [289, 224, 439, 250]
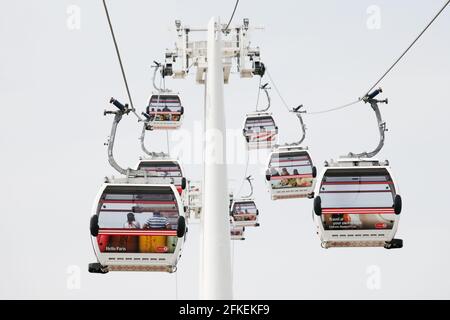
[313, 159, 403, 249]
[89, 182, 186, 273]
[243, 112, 278, 150]
[230, 199, 259, 227]
[265, 146, 317, 200]
[146, 94, 184, 130]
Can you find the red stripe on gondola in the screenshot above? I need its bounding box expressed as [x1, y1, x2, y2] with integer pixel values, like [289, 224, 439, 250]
[151, 126, 180, 128]
[323, 209, 395, 212]
[273, 157, 309, 162]
[99, 229, 177, 236]
[323, 207, 395, 214]
[250, 131, 276, 136]
[270, 164, 311, 168]
[142, 168, 180, 171]
[251, 135, 276, 141]
[150, 102, 181, 105]
[101, 200, 176, 204]
[320, 190, 391, 193]
[149, 111, 181, 115]
[99, 209, 179, 213]
[271, 174, 313, 180]
[322, 181, 392, 185]
[247, 118, 274, 124]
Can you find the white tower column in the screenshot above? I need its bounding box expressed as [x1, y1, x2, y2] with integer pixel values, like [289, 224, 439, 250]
[200, 17, 233, 300]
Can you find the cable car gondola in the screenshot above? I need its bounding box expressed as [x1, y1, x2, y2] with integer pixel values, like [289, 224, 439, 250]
[89, 98, 187, 273]
[312, 89, 403, 249]
[313, 159, 402, 249]
[266, 146, 316, 200]
[243, 112, 278, 150]
[242, 83, 278, 149]
[230, 200, 259, 227]
[142, 62, 184, 130]
[144, 94, 184, 130]
[89, 182, 186, 273]
[229, 176, 260, 227]
[265, 105, 317, 200]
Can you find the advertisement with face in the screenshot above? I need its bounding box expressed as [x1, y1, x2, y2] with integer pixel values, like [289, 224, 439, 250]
[269, 153, 313, 189]
[231, 201, 257, 222]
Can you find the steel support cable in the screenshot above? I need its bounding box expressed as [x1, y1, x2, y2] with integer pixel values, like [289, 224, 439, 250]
[255, 76, 262, 112]
[224, 0, 240, 32]
[306, 99, 362, 115]
[235, 148, 250, 198]
[365, 0, 450, 95]
[160, 76, 171, 155]
[102, 0, 142, 121]
[265, 69, 292, 112]
[267, 0, 450, 116]
[268, 66, 362, 114]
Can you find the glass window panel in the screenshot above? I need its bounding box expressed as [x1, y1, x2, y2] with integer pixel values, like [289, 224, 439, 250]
[269, 152, 313, 189]
[319, 168, 396, 231]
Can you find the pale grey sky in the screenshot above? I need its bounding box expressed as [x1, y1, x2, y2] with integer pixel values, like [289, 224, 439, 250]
[0, 0, 449, 299]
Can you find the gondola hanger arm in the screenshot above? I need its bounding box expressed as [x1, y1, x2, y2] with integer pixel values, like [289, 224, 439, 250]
[138, 122, 170, 159]
[256, 82, 271, 112]
[139, 123, 153, 157]
[104, 98, 147, 176]
[291, 105, 307, 146]
[152, 61, 170, 93]
[242, 175, 254, 198]
[347, 88, 388, 159]
[275, 105, 307, 148]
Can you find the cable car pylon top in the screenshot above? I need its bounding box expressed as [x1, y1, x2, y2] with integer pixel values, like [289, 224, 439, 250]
[347, 88, 388, 159]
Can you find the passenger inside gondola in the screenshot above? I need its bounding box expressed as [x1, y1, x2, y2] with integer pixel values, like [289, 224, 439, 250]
[123, 213, 141, 229]
[96, 186, 179, 254]
[231, 202, 258, 222]
[146, 95, 183, 125]
[268, 152, 314, 189]
[143, 212, 170, 230]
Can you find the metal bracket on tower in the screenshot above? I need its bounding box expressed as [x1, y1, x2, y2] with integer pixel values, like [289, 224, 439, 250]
[165, 18, 264, 84]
